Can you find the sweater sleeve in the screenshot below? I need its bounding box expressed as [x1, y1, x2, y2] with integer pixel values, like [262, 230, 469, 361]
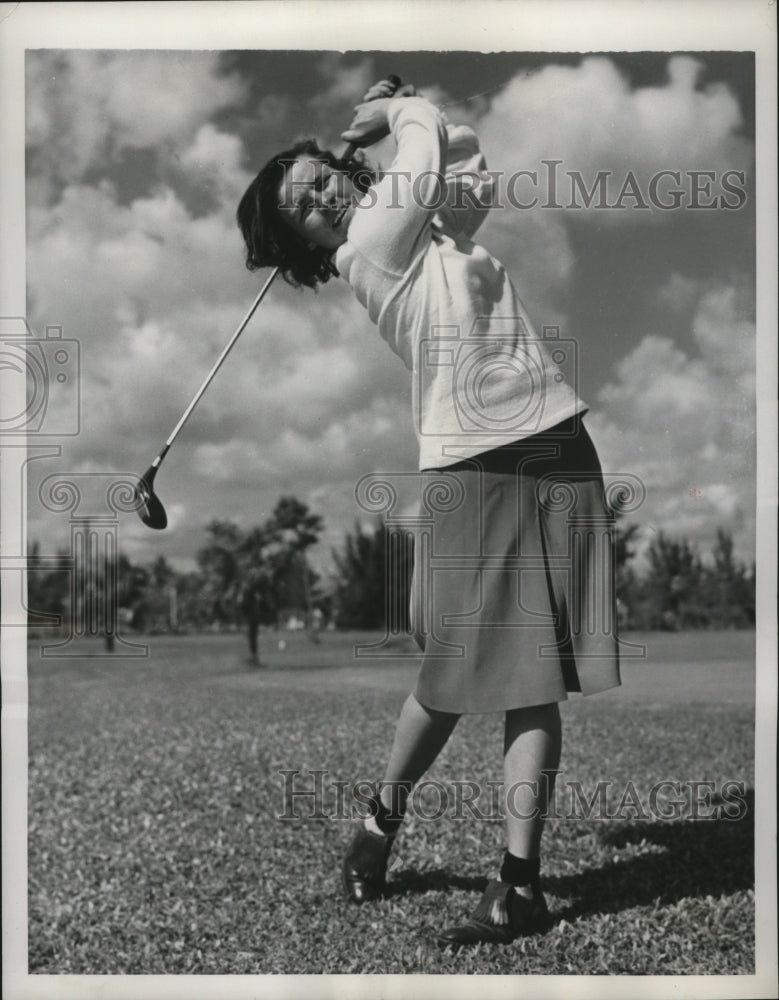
[439, 123, 495, 239]
[344, 96, 447, 275]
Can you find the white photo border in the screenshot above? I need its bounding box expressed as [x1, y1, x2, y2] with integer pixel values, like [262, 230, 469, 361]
[1, 2, 776, 999]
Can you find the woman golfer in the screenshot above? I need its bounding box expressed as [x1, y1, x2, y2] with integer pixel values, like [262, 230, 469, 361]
[237, 78, 621, 949]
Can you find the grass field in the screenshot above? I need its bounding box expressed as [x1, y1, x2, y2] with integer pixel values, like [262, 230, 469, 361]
[26, 629, 755, 975]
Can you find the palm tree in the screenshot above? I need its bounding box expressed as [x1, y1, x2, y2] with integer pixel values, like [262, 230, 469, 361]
[195, 498, 324, 665]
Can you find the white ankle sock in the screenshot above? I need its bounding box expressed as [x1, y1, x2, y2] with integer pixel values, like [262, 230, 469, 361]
[364, 815, 392, 837]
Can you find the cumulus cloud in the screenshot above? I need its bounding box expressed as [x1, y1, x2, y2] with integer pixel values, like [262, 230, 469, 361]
[587, 278, 755, 563]
[26, 167, 409, 464]
[307, 54, 378, 150]
[656, 272, 700, 312]
[458, 53, 754, 357]
[176, 123, 251, 210]
[26, 51, 247, 196]
[476, 55, 751, 212]
[310, 54, 376, 111]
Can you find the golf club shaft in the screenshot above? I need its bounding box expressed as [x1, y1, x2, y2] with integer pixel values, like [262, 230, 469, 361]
[148, 265, 279, 469]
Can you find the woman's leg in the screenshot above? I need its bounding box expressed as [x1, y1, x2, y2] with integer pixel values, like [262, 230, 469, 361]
[436, 701, 561, 947]
[502, 701, 562, 866]
[378, 692, 460, 815]
[343, 692, 459, 903]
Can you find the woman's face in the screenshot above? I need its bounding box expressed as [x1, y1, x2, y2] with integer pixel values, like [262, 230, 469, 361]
[278, 156, 357, 251]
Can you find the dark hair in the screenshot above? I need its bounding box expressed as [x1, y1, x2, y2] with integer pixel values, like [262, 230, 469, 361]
[236, 139, 375, 290]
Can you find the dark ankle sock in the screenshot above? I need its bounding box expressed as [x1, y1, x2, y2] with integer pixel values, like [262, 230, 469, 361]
[368, 793, 404, 836]
[500, 851, 540, 887]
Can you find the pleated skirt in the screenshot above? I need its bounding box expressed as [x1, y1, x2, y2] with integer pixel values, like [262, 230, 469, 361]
[410, 417, 622, 714]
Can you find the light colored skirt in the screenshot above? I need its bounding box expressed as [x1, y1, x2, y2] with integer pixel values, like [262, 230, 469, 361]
[411, 418, 622, 714]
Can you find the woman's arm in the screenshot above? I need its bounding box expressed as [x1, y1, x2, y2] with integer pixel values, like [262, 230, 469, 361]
[341, 96, 448, 274]
[441, 123, 495, 239]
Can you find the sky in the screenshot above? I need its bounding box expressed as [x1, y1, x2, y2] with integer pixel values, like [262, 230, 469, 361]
[22, 48, 756, 577]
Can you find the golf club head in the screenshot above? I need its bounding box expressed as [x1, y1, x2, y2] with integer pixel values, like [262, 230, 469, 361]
[136, 464, 168, 530]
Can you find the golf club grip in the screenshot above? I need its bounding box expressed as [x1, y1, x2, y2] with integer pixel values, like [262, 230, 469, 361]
[342, 74, 402, 162]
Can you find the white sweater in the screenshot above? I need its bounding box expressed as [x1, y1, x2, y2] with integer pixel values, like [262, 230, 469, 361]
[335, 96, 586, 470]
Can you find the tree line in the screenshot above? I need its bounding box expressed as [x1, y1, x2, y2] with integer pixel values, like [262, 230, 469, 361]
[26, 497, 755, 656]
[615, 522, 755, 630]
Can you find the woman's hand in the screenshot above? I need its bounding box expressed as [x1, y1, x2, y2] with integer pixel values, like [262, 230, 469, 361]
[362, 78, 416, 102]
[342, 78, 417, 146]
[341, 98, 392, 146]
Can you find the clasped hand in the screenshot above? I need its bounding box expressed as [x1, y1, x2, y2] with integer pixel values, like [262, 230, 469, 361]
[341, 78, 416, 147]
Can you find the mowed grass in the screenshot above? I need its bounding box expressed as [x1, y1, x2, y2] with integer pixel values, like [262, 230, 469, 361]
[27, 629, 755, 975]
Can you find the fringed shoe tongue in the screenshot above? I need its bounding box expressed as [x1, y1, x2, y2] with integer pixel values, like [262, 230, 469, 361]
[472, 880, 513, 926]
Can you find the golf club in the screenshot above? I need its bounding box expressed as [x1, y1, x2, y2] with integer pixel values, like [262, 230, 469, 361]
[134, 75, 402, 529]
[135, 265, 279, 529]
